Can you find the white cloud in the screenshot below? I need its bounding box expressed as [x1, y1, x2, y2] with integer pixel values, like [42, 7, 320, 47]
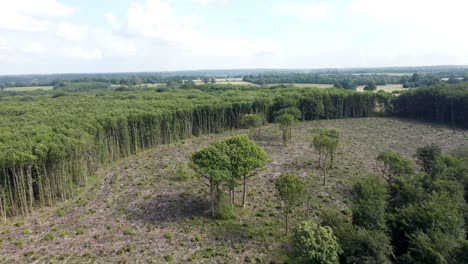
[105, 13, 121, 30]
[272, 2, 331, 20]
[125, 0, 272, 56]
[0, 0, 74, 32]
[192, 0, 228, 6]
[21, 42, 46, 54]
[0, 37, 9, 51]
[61, 47, 103, 60]
[348, 0, 468, 57]
[56, 23, 88, 41]
[107, 38, 137, 55]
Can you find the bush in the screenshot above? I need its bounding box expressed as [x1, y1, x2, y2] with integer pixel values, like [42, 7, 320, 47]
[173, 162, 191, 182]
[336, 223, 393, 264]
[214, 192, 235, 220]
[291, 221, 341, 264]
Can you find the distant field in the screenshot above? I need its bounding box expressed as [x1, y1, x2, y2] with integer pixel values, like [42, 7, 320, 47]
[356, 84, 405, 93]
[3, 86, 54, 91]
[267, 83, 334, 88]
[194, 78, 258, 86]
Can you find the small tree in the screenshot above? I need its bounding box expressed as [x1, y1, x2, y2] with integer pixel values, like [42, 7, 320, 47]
[202, 77, 210, 84]
[274, 173, 305, 234]
[322, 129, 340, 169]
[276, 114, 294, 146]
[210, 78, 216, 84]
[292, 221, 341, 264]
[223, 134, 268, 207]
[312, 130, 339, 184]
[376, 150, 414, 182]
[190, 141, 231, 217]
[364, 81, 377, 91]
[241, 113, 263, 138]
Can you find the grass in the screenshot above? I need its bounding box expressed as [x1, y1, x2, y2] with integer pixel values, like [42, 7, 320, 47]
[0, 117, 466, 263]
[268, 83, 334, 88]
[3, 86, 54, 92]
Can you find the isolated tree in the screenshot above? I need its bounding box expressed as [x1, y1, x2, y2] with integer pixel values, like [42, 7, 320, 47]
[274, 173, 305, 234]
[364, 81, 377, 91]
[276, 114, 295, 146]
[415, 144, 442, 174]
[210, 78, 216, 84]
[202, 77, 210, 84]
[190, 141, 231, 217]
[376, 150, 414, 182]
[292, 221, 341, 264]
[322, 129, 340, 169]
[241, 113, 263, 138]
[312, 131, 339, 184]
[223, 134, 268, 207]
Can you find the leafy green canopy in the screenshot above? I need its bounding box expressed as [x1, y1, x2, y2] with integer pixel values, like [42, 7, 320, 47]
[292, 221, 341, 264]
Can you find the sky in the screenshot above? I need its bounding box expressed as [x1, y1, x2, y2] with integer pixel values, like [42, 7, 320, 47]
[0, 0, 467, 74]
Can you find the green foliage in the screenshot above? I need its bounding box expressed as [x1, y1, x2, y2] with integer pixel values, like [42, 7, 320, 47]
[337, 224, 393, 264]
[352, 176, 388, 231]
[274, 173, 305, 234]
[223, 134, 268, 206]
[291, 221, 341, 264]
[173, 162, 191, 182]
[394, 83, 468, 128]
[191, 134, 267, 215]
[363, 81, 377, 91]
[275, 107, 302, 120]
[415, 144, 442, 174]
[43, 232, 55, 241]
[214, 191, 235, 220]
[123, 229, 136, 235]
[241, 113, 263, 130]
[241, 113, 263, 138]
[276, 114, 295, 146]
[376, 150, 414, 181]
[312, 129, 340, 183]
[164, 255, 174, 262]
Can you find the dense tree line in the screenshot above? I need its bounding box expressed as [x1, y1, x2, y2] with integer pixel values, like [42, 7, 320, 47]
[394, 82, 468, 128]
[0, 86, 391, 220]
[243, 73, 404, 87]
[321, 145, 468, 263]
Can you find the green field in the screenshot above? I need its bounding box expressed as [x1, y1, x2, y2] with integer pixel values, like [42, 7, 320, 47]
[3, 86, 54, 92]
[356, 84, 405, 93]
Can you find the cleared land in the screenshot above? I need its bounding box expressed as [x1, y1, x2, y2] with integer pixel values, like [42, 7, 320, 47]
[3, 86, 54, 92]
[1, 118, 466, 263]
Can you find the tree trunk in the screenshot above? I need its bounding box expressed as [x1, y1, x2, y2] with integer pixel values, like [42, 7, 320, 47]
[210, 180, 215, 218]
[242, 175, 247, 207]
[285, 213, 289, 235]
[323, 167, 327, 185]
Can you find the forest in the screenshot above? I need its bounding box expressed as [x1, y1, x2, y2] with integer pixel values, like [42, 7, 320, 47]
[0, 80, 467, 263]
